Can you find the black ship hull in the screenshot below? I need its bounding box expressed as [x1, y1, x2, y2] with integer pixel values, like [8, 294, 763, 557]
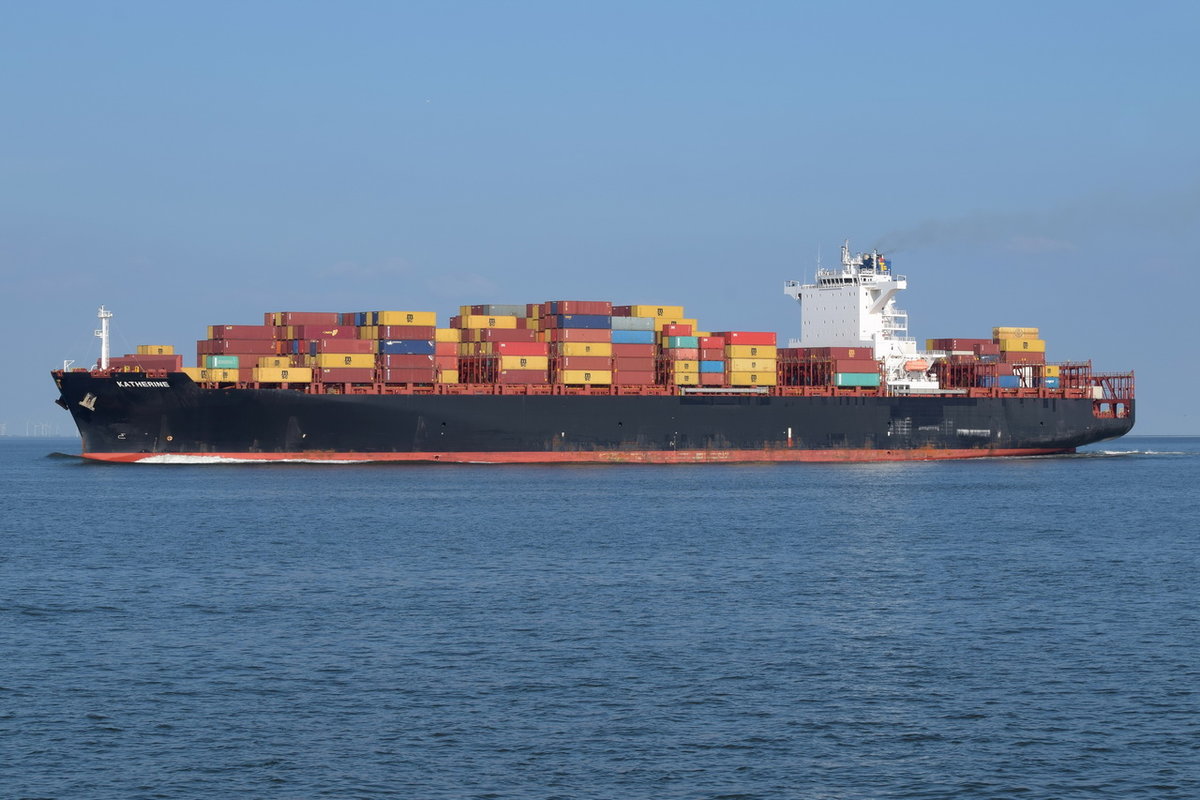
[53, 372, 1134, 463]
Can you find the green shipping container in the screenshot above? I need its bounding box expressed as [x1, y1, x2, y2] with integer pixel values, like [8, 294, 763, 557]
[834, 372, 880, 388]
[663, 335, 699, 349]
[204, 355, 240, 369]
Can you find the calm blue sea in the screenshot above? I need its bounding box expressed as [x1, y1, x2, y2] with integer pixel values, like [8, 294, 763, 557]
[2, 436, 1198, 799]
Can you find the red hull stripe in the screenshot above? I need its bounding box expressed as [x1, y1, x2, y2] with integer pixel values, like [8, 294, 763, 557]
[81, 447, 1072, 464]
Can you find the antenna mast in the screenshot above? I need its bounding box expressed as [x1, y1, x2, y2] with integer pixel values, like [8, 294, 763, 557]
[95, 306, 113, 370]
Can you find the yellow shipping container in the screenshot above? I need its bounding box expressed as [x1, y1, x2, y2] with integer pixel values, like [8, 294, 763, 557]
[727, 371, 777, 386]
[181, 367, 205, 381]
[435, 327, 460, 343]
[498, 355, 548, 370]
[312, 353, 375, 368]
[630, 304, 685, 319]
[199, 368, 239, 382]
[996, 338, 1046, 353]
[727, 358, 777, 373]
[725, 345, 777, 358]
[457, 314, 518, 329]
[668, 372, 700, 385]
[438, 369, 459, 384]
[993, 326, 1039, 339]
[357, 325, 376, 339]
[1044, 365, 1061, 377]
[377, 310, 437, 326]
[257, 356, 294, 368]
[558, 369, 612, 384]
[664, 361, 697, 373]
[653, 317, 698, 331]
[253, 367, 313, 383]
[137, 344, 175, 355]
[556, 342, 612, 357]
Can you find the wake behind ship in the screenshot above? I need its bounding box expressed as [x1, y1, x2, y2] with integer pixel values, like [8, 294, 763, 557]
[52, 243, 1134, 463]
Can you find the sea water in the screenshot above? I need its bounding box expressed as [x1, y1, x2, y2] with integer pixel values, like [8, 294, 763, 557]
[2, 436, 1197, 799]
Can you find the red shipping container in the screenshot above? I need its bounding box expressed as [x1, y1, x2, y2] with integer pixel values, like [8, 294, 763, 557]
[718, 331, 777, 346]
[699, 348, 725, 360]
[466, 328, 539, 343]
[310, 338, 376, 354]
[381, 354, 435, 368]
[611, 305, 632, 316]
[373, 325, 436, 340]
[612, 357, 656, 371]
[664, 348, 699, 360]
[280, 312, 340, 326]
[698, 336, 726, 348]
[435, 341, 458, 356]
[544, 300, 613, 316]
[611, 370, 657, 385]
[543, 328, 612, 343]
[382, 367, 436, 383]
[201, 339, 279, 355]
[497, 370, 550, 384]
[491, 341, 549, 356]
[974, 342, 1001, 356]
[318, 367, 375, 382]
[1002, 352, 1046, 364]
[109, 354, 184, 371]
[661, 323, 692, 337]
[612, 343, 655, 358]
[553, 356, 613, 370]
[831, 359, 878, 373]
[292, 324, 356, 339]
[435, 356, 458, 370]
[210, 324, 275, 340]
[239, 367, 255, 383]
[700, 373, 725, 386]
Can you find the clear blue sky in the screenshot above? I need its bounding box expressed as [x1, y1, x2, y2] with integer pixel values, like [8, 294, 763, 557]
[2, 1, 1196, 434]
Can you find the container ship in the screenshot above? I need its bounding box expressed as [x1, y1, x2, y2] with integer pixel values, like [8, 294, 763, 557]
[51, 242, 1134, 463]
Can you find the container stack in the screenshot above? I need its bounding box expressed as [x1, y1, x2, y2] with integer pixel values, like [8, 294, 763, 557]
[607, 306, 665, 385]
[107, 345, 183, 373]
[543, 301, 613, 385]
[776, 346, 878, 388]
[657, 321, 699, 387]
[363, 310, 438, 384]
[993, 326, 1046, 365]
[930, 326, 1058, 389]
[196, 323, 282, 382]
[454, 309, 548, 385]
[720, 332, 778, 387]
[697, 335, 727, 386]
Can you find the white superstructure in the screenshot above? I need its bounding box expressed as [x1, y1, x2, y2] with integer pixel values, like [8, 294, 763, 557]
[784, 242, 939, 392]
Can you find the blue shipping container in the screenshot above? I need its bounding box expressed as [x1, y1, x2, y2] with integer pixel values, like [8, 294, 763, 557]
[612, 330, 656, 344]
[981, 376, 1021, 388]
[700, 360, 725, 373]
[1043, 376, 1060, 389]
[379, 339, 436, 355]
[554, 314, 611, 330]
